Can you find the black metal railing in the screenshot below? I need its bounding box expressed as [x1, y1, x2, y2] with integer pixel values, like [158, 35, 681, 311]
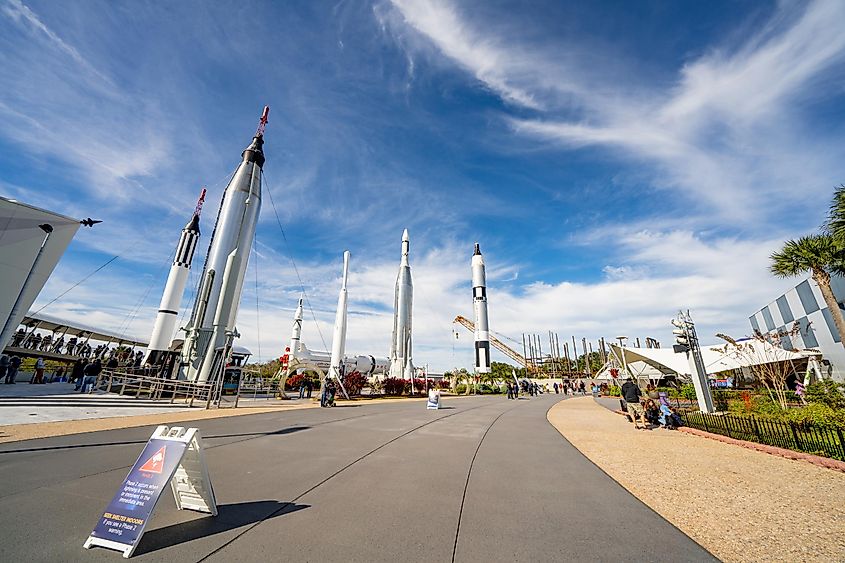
[681, 411, 845, 462]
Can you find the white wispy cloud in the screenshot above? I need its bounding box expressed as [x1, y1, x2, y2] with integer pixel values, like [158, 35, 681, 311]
[386, 0, 845, 224]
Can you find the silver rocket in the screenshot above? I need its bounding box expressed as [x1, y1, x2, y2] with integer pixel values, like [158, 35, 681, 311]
[288, 293, 304, 358]
[146, 188, 206, 366]
[388, 229, 414, 379]
[182, 107, 268, 382]
[328, 251, 351, 384]
[472, 243, 491, 374]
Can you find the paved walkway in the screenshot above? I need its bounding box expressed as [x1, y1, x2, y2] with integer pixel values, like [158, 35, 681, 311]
[0, 395, 713, 562]
[0, 383, 198, 426]
[548, 397, 845, 562]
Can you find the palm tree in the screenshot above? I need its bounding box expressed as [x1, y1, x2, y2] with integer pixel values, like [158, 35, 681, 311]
[770, 234, 845, 348]
[827, 184, 845, 242]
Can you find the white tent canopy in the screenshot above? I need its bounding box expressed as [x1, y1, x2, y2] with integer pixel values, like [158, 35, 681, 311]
[603, 339, 805, 380]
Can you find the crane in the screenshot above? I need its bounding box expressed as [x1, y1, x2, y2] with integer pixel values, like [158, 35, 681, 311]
[453, 315, 534, 371]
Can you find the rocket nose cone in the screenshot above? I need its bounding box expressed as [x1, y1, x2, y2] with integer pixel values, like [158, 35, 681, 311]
[402, 229, 409, 242]
[473, 243, 481, 256]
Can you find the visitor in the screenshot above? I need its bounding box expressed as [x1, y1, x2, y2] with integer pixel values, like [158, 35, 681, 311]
[658, 399, 675, 429]
[11, 328, 25, 347]
[298, 378, 306, 399]
[646, 383, 660, 401]
[77, 358, 101, 392]
[320, 377, 331, 407]
[621, 377, 645, 430]
[32, 357, 46, 384]
[326, 378, 337, 407]
[643, 399, 660, 426]
[0, 354, 8, 385]
[506, 382, 513, 399]
[579, 380, 586, 395]
[6, 355, 21, 384]
[306, 377, 313, 398]
[70, 358, 85, 385]
[553, 382, 559, 394]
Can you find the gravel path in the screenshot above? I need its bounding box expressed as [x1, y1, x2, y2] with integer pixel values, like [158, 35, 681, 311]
[547, 396, 845, 563]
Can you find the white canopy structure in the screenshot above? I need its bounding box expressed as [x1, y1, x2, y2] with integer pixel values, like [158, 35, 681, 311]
[0, 198, 81, 351]
[598, 339, 806, 382]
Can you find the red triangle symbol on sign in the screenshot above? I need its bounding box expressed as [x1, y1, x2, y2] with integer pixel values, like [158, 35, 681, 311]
[139, 446, 166, 474]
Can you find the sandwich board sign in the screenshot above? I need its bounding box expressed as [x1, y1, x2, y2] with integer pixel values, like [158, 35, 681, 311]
[83, 425, 217, 558]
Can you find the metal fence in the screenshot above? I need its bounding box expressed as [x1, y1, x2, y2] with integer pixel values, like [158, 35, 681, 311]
[681, 411, 845, 462]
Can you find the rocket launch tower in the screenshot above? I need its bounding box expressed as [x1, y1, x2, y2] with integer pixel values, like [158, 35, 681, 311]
[180, 107, 269, 382]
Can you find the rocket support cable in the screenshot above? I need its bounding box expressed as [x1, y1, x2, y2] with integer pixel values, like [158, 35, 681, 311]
[261, 170, 328, 351]
[29, 254, 120, 317]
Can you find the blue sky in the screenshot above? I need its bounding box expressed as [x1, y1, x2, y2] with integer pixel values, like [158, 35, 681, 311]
[2, 0, 844, 370]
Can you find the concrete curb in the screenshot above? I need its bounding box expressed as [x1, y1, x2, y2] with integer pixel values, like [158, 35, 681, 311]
[677, 426, 845, 473]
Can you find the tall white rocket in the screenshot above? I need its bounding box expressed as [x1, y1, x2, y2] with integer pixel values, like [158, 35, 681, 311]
[146, 188, 205, 366]
[389, 229, 414, 379]
[472, 243, 491, 374]
[182, 107, 268, 382]
[328, 251, 351, 383]
[288, 293, 304, 359]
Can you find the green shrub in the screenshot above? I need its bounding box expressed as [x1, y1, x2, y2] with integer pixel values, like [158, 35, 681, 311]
[805, 381, 845, 410]
[680, 384, 697, 401]
[713, 390, 730, 412]
[605, 386, 621, 397]
[784, 403, 845, 429]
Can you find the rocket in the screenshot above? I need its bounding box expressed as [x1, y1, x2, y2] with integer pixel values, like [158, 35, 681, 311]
[388, 229, 414, 379]
[279, 294, 304, 373]
[472, 243, 491, 374]
[181, 106, 269, 382]
[145, 188, 206, 366]
[328, 251, 350, 384]
[289, 293, 304, 357]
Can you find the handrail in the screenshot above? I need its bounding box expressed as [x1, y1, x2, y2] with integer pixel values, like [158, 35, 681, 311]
[94, 370, 218, 408]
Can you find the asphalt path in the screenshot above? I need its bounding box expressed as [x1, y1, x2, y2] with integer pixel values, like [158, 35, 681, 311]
[0, 394, 717, 562]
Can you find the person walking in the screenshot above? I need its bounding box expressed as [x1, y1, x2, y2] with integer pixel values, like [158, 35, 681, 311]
[553, 382, 559, 394]
[32, 357, 46, 384]
[298, 378, 306, 399]
[0, 354, 8, 385]
[70, 358, 85, 385]
[621, 377, 645, 429]
[306, 377, 313, 399]
[6, 355, 20, 384]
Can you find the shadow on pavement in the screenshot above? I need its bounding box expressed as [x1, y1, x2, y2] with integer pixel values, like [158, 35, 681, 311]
[0, 426, 311, 455]
[134, 500, 310, 555]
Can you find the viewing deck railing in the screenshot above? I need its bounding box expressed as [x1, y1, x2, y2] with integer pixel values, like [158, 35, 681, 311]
[93, 370, 217, 408]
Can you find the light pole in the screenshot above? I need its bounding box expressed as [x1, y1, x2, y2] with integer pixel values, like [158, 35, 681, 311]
[672, 311, 715, 413]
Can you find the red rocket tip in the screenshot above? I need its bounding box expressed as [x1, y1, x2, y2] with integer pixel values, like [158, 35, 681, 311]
[256, 106, 270, 137]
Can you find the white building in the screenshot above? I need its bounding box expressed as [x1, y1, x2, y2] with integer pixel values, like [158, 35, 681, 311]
[749, 275, 845, 382]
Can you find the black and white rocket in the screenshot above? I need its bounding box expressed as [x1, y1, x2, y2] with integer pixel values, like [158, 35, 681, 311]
[181, 107, 269, 382]
[389, 229, 414, 379]
[471, 243, 491, 374]
[145, 188, 205, 365]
